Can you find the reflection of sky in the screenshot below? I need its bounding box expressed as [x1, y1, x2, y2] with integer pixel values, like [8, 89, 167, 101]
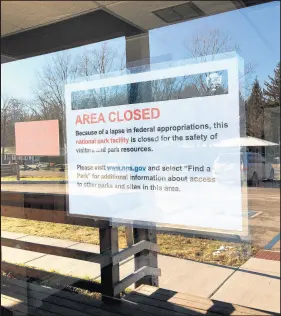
[1, 2, 280, 101]
[149, 2, 280, 86]
[1, 37, 126, 101]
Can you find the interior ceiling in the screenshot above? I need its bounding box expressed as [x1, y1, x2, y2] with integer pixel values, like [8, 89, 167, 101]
[0, 0, 265, 37]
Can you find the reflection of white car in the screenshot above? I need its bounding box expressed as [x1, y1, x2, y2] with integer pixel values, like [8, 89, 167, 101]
[213, 152, 274, 186]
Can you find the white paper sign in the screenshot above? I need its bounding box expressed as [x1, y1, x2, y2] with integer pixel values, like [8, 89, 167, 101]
[65, 55, 247, 235]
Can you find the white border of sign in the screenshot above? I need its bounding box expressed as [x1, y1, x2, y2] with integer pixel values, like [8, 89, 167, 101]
[65, 52, 249, 239]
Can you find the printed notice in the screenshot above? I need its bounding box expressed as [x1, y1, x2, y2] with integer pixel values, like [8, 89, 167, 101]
[65, 55, 247, 234]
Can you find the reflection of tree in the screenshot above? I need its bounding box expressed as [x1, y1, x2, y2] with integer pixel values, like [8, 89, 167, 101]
[3, 33, 279, 156]
[150, 73, 227, 102]
[184, 28, 255, 97]
[263, 62, 280, 147]
[246, 79, 264, 139]
[32, 43, 125, 145]
[71, 84, 128, 110]
[246, 62, 280, 148]
[1, 95, 28, 163]
[1, 42, 126, 155]
[151, 77, 178, 101]
[73, 42, 126, 108]
[32, 52, 76, 149]
[76, 42, 125, 77]
[264, 62, 280, 107]
[185, 29, 239, 62]
[41, 34, 233, 112]
[34, 52, 76, 121]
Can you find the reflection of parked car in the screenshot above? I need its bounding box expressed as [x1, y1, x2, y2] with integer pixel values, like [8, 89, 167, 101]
[55, 164, 66, 172]
[33, 163, 51, 170]
[213, 152, 274, 186]
[20, 164, 33, 171]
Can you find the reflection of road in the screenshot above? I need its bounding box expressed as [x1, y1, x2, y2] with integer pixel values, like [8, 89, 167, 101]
[1, 184, 280, 250]
[20, 170, 65, 178]
[2, 184, 67, 194]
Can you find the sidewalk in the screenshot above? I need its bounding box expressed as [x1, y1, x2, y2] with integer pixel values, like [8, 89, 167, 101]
[1, 231, 280, 313]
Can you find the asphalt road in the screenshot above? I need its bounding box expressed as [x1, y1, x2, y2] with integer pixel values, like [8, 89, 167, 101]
[247, 187, 280, 250]
[1, 184, 280, 250]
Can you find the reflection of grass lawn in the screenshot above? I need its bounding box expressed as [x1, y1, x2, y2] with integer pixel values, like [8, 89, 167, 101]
[1, 217, 257, 267]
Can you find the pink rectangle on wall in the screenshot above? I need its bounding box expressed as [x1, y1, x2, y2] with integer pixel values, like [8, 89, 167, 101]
[15, 120, 60, 156]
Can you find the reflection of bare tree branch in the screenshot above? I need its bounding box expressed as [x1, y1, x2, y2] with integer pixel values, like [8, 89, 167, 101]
[73, 43, 126, 108]
[1, 95, 29, 162]
[76, 42, 118, 77]
[184, 28, 255, 97]
[185, 29, 239, 60]
[29, 42, 126, 146]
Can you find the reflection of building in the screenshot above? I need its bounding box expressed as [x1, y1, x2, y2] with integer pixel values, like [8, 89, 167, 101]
[264, 107, 280, 163]
[1, 147, 39, 164]
[1, 147, 65, 165]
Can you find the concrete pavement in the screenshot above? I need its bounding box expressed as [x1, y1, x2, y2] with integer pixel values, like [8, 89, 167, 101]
[212, 257, 280, 313]
[1, 231, 233, 297]
[1, 231, 280, 313]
